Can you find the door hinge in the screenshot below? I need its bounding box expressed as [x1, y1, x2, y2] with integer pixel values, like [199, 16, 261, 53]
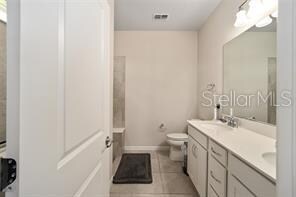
[0, 158, 17, 192]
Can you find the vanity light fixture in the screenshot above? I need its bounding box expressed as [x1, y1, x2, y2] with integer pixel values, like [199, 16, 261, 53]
[234, 10, 249, 27]
[271, 10, 278, 18]
[247, 0, 264, 18]
[234, 0, 249, 27]
[234, 0, 278, 28]
[262, 0, 278, 8]
[255, 15, 273, 27]
[0, 0, 6, 22]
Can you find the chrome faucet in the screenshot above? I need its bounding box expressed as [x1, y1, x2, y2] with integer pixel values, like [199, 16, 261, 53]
[223, 115, 239, 128]
[222, 108, 239, 128]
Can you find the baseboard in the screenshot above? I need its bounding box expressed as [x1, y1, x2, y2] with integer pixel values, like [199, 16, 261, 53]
[124, 146, 170, 151]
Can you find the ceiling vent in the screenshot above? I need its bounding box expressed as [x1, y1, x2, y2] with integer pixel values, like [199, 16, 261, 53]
[153, 13, 169, 21]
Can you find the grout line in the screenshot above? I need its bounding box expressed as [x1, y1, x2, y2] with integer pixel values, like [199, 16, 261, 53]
[157, 151, 162, 174]
[156, 151, 166, 194]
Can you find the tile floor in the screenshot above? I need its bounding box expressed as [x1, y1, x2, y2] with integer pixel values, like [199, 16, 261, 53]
[111, 150, 199, 197]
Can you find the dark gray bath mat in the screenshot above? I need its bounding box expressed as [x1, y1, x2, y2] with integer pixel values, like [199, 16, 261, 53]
[113, 153, 152, 184]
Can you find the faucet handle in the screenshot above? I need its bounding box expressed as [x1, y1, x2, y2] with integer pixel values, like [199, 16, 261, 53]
[230, 108, 233, 117]
[223, 115, 232, 121]
[222, 115, 239, 128]
[232, 118, 239, 128]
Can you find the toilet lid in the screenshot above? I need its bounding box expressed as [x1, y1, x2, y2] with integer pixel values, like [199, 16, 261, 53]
[167, 133, 188, 141]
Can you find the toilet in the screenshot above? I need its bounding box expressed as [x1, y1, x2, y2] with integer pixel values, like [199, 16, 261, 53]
[166, 133, 188, 161]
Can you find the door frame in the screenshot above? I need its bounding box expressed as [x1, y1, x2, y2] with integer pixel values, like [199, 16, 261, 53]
[6, 0, 20, 195]
[277, 0, 296, 196]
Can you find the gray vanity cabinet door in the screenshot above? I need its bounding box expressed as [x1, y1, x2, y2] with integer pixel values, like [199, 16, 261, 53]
[228, 175, 255, 197]
[188, 135, 208, 197]
[188, 136, 198, 188]
[208, 185, 220, 197]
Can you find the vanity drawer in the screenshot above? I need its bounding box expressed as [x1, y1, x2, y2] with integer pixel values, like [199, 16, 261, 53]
[208, 156, 227, 197]
[209, 140, 227, 166]
[228, 154, 276, 197]
[188, 125, 208, 149]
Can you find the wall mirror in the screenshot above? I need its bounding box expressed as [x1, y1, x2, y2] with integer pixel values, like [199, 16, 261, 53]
[223, 19, 277, 125]
[0, 0, 6, 147]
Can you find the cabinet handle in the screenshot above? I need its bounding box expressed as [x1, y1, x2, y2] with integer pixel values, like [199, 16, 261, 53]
[211, 147, 222, 157]
[210, 171, 222, 184]
[192, 144, 197, 158]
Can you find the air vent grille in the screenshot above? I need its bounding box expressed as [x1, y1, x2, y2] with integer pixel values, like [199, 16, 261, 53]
[153, 14, 169, 20]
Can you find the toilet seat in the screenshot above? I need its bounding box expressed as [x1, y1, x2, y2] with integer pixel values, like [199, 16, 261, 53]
[167, 133, 188, 141]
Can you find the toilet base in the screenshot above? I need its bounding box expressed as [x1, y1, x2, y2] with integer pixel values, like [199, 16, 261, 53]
[169, 146, 184, 161]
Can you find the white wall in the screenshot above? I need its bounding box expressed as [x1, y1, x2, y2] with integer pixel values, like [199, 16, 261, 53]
[115, 31, 198, 147]
[197, 0, 276, 120]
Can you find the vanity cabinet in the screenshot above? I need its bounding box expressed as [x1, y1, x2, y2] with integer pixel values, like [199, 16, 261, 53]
[228, 175, 255, 197]
[208, 155, 227, 197]
[208, 185, 220, 197]
[188, 135, 208, 197]
[187, 125, 276, 197]
[209, 140, 227, 167]
[228, 154, 276, 197]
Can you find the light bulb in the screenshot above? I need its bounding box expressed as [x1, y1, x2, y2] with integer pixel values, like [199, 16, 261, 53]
[271, 10, 278, 18]
[262, 0, 278, 8]
[247, 0, 264, 19]
[0, 10, 6, 22]
[234, 10, 249, 27]
[256, 16, 273, 27]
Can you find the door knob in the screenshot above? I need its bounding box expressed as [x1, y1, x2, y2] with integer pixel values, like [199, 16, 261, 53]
[105, 136, 113, 148]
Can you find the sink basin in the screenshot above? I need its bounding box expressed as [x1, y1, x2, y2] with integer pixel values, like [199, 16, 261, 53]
[200, 121, 233, 131]
[262, 152, 276, 166]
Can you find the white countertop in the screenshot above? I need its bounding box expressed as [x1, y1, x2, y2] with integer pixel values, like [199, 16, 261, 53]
[188, 119, 276, 182]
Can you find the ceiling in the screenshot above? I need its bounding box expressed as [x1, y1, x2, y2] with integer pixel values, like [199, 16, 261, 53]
[115, 0, 222, 31]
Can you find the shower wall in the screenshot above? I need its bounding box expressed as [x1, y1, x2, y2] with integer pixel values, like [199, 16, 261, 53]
[113, 56, 125, 128]
[0, 21, 6, 144]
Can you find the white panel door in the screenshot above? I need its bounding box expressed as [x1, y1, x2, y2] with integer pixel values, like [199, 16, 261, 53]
[6, 0, 112, 196]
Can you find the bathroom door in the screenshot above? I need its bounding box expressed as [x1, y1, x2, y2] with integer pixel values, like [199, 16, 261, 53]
[6, 0, 113, 196]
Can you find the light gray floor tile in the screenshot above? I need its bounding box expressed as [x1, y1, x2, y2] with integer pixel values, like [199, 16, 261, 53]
[157, 151, 182, 173]
[159, 159, 182, 173]
[130, 173, 163, 194]
[161, 173, 196, 194]
[113, 156, 122, 175]
[151, 158, 160, 173]
[157, 151, 170, 160]
[111, 183, 135, 194]
[110, 194, 133, 197]
[132, 194, 164, 197]
[162, 194, 199, 197]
